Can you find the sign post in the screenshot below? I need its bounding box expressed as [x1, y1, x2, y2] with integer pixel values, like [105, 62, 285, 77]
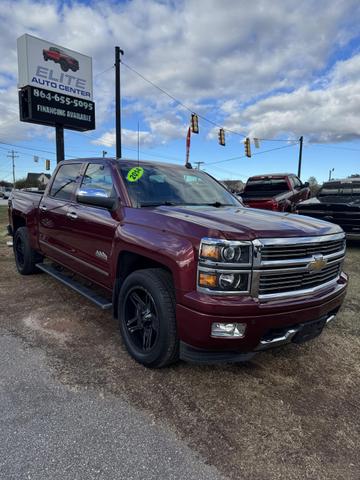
[17, 34, 95, 163]
[115, 46, 124, 159]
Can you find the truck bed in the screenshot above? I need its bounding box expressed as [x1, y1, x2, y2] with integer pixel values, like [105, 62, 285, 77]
[10, 190, 44, 215]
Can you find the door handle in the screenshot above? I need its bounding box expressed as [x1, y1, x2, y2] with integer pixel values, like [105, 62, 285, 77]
[67, 211, 78, 220]
[39, 205, 47, 212]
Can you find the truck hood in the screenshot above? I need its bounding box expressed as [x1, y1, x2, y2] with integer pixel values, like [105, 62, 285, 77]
[151, 205, 341, 240]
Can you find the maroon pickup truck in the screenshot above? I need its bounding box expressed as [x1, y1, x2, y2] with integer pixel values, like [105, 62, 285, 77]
[8, 158, 347, 367]
[43, 47, 79, 72]
[242, 174, 310, 211]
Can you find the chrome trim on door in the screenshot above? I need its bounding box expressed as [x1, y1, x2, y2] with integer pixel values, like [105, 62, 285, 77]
[39, 240, 109, 276]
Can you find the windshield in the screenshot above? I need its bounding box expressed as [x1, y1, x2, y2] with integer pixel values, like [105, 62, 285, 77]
[118, 163, 240, 207]
[243, 178, 289, 197]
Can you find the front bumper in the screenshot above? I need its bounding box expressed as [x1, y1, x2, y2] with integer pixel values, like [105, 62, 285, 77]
[177, 273, 347, 362]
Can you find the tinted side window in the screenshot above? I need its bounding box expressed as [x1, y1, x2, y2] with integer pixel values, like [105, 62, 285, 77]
[49, 163, 81, 201]
[81, 163, 114, 198]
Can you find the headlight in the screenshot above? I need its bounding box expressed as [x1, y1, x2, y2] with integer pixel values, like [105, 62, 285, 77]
[199, 238, 252, 266]
[198, 269, 250, 293]
[197, 238, 252, 294]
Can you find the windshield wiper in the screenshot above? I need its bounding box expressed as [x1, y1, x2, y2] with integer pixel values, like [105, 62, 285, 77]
[139, 201, 178, 207]
[139, 201, 236, 208]
[189, 202, 235, 208]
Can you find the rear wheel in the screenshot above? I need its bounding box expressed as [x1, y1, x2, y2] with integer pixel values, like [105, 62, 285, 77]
[13, 227, 43, 275]
[118, 268, 178, 368]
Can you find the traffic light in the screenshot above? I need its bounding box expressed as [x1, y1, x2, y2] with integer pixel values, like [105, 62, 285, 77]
[191, 113, 199, 134]
[33, 155, 39, 163]
[218, 128, 225, 146]
[45, 159, 50, 171]
[254, 138, 260, 149]
[244, 137, 251, 157]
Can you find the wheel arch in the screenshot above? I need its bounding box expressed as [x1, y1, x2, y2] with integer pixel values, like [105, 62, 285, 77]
[12, 213, 26, 233]
[112, 250, 174, 319]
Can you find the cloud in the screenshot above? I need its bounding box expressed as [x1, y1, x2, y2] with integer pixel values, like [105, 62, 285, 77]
[218, 53, 360, 143]
[92, 128, 154, 148]
[0, 0, 360, 145]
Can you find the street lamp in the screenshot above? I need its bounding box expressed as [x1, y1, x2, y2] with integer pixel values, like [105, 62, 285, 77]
[328, 168, 334, 181]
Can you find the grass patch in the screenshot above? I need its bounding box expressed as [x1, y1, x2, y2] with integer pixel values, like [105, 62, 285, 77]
[0, 206, 8, 227]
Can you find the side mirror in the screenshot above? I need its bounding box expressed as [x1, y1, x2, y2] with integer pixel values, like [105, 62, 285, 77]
[77, 188, 116, 210]
[303, 182, 309, 188]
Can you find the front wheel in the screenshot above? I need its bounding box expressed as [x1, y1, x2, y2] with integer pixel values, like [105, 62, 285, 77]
[118, 269, 178, 368]
[13, 227, 43, 275]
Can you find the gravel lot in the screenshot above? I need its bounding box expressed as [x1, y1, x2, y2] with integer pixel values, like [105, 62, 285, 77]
[0, 205, 359, 480]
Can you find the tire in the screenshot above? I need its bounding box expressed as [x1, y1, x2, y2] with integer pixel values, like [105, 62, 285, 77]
[118, 268, 179, 368]
[13, 227, 43, 275]
[60, 60, 69, 72]
[43, 56, 48, 61]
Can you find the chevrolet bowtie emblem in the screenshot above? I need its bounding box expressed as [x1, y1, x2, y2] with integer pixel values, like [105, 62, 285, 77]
[308, 254, 327, 272]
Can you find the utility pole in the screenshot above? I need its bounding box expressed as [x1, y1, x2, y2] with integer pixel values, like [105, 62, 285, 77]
[297, 136, 303, 179]
[7, 150, 18, 187]
[115, 46, 124, 159]
[194, 161, 204, 170]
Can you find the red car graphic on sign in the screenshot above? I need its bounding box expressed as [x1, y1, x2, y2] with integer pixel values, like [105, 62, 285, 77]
[43, 46, 79, 72]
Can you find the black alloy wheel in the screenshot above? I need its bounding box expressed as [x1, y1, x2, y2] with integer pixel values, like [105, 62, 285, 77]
[124, 286, 159, 352]
[118, 269, 178, 368]
[13, 227, 43, 275]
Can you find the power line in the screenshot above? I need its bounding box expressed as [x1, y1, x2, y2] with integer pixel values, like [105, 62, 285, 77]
[94, 65, 114, 79]
[68, 129, 184, 163]
[206, 142, 298, 166]
[121, 60, 248, 138]
[306, 143, 360, 152]
[121, 60, 299, 143]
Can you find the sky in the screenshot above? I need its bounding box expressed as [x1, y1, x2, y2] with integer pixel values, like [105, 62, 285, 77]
[1, 0, 360, 184]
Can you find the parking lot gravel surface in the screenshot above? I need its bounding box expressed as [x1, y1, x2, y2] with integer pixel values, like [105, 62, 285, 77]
[0, 206, 359, 479]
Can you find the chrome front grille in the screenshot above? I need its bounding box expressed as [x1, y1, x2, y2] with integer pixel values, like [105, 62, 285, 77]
[260, 239, 345, 261]
[259, 262, 341, 295]
[252, 232, 346, 300]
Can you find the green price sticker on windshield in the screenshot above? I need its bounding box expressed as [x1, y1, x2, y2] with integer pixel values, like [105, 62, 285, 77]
[127, 167, 144, 182]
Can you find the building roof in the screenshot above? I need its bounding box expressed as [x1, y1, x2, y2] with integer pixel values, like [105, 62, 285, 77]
[26, 173, 51, 182]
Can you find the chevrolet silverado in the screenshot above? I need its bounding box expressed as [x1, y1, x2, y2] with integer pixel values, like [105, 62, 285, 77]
[8, 158, 347, 367]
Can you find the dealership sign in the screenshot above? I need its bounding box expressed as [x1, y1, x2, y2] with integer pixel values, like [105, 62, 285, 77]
[17, 34, 95, 131]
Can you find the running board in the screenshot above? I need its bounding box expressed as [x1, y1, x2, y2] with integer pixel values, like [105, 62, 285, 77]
[36, 263, 112, 310]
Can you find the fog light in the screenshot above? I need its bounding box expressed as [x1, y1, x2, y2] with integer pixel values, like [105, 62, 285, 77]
[211, 322, 246, 338]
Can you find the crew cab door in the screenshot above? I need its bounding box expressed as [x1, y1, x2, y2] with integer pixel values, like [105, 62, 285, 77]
[38, 162, 82, 264]
[63, 162, 121, 288]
